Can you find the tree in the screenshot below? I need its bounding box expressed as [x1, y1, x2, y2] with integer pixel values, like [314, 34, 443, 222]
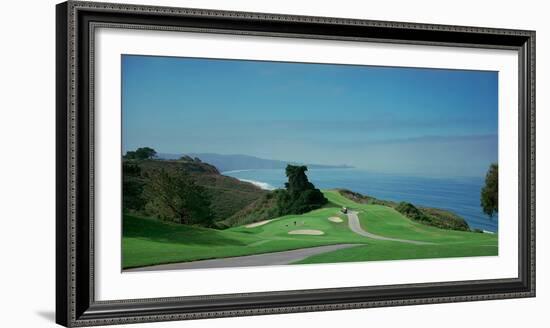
[276, 165, 328, 215]
[284, 165, 315, 192]
[143, 169, 213, 226]
[481, 163, 498, 217]
[124, 147, 157, 160]
[124, 151, 137, 159]
[122, 162, 145, 211]
[135, 147, 157, 159]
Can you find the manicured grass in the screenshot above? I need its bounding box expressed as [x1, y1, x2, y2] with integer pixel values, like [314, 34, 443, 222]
[295, 191, 497, 264]
[294, 240, 497, 264]
[325, 190, 497, 243]
[228, 208, 358, 241]
[123, 190, 497, 269]
[123, 208, 357, 269]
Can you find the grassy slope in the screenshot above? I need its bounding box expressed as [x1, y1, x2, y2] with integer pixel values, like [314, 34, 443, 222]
[296, 191, 497, 264]
[337, 188, 469, 231]
[123, 207, 357, 269]
[123, 190, 497, 269]
[325, 191, 496, 242]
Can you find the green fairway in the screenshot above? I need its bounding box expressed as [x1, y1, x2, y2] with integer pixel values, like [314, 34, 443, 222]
[294, 240, 498, 264]
[323, 190, 498, 243]
[123, 190, 497, 269]
[123, 207, 359, 269]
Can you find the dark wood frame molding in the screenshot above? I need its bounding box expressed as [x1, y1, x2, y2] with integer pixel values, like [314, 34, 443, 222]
[56, 1, 535, 326]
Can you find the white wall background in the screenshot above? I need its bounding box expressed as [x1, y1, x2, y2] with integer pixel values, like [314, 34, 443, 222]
[0, 0, 546, 327]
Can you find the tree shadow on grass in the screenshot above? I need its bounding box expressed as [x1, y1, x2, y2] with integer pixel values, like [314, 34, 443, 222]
[122, 214, 252, 246]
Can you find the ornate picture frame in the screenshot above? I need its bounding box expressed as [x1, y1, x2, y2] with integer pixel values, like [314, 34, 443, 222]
[56, 1, 535, 326]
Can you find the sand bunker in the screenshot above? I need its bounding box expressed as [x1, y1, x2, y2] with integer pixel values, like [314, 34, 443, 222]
[288, 229, 325, 235]
[245, 219, 274, 228]
[328, 217, 343, 223]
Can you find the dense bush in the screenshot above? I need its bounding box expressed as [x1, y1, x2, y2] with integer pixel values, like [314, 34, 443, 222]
[221, 193, 279, 228]
[481, 163, 498, 217]
[124, 147, 157, 160]
[143, 169, 213, 226]
[122, 162, 145, 212]
[276, 165, 328, 216]
[420, 207, 470, 231]
[395, 201, 470, 231]
[395, 202, 424, 220]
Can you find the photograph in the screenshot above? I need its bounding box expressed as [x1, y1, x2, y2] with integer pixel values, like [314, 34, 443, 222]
[121, 55, 499, 272]
[51, 1, 537, 326]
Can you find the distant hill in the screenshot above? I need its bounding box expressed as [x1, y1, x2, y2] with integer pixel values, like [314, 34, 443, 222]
[156, 153, 353, 172]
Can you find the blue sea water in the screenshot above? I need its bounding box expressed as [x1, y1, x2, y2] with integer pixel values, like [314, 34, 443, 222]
[223, 169, 498, 233]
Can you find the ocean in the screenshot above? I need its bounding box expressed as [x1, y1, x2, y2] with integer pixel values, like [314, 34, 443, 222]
[222, 168, 498, 233]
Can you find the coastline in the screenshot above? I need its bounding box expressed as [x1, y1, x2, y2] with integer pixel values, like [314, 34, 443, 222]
[237, 178, 276, 191]
[223, 168, 498, 233]
[221, 169, 254, 175]
[222, 170, 276, 190]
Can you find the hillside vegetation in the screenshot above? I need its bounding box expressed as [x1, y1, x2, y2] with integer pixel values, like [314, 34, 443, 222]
[124, 148, 330, 229]
[221, 193, 279, 227]
[338, 189, 470, 231]
[123, 147, 474, 234]
[123, 155, 267, 227]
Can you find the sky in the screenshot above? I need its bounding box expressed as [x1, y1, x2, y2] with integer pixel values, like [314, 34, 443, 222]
[122, 55, 498, 177]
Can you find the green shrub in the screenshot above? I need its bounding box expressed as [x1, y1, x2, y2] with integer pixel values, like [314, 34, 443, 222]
[143, 169, 213, 226]
[395, 201, 470, 231]
[122, 162, 145, 212]
[276, 165, 327, 216]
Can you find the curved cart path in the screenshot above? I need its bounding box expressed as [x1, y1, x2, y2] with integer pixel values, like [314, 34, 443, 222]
[126, 244, 361, 272]
[346, 211, 433, 245]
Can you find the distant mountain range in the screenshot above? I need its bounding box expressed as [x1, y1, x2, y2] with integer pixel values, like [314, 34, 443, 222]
[156, 153, 353, 172]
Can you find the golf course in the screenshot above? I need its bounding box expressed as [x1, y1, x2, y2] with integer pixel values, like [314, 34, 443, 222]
[123, 190, 498, 271]
[120, 56, 501, 273]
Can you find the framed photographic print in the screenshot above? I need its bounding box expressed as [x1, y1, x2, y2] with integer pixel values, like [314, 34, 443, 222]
[56, 1, 535, 326]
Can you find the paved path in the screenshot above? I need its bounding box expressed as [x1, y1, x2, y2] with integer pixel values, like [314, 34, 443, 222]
[346, 211, 433, 245]
[126, 244, 361, 272]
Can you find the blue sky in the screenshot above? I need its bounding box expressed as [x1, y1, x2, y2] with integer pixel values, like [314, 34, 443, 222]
[122, 55, 498, 177]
